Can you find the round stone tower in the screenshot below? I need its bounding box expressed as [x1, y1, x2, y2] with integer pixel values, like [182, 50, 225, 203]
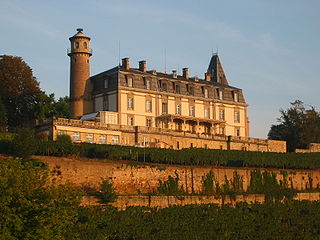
[67, 28, 92, 118]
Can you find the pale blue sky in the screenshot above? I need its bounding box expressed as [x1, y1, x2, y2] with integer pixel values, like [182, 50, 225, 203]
[1, 0, 319, 138]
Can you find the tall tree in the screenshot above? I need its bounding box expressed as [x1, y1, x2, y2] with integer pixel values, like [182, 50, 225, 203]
[0, 97, 7, 131]
[33, 93, 70, 120]
[0, 55, 41, 128]
[268, 100, 320, 152]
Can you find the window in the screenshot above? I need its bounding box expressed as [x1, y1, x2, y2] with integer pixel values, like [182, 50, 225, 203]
[216, 89, 223, 100]
[86, 133, 94, 143]
[146, 79, 150, 90]
[128, 116, 134, 126]
[235, 128, 240, 136]
[175, 84, 180, 94]
[146, 119, 152, 127]
[112, 135, 119, 144]
[83, 42, 87, 49]
[219, 127, 225, 135]
[126, 76, 133, 87]
[233, 92, 238, 102]
[57, 130, 67, 135]
[162, 102, 168, 114]
[204, 108, 210, 119]
[234, 110, 240, 123]
[188, 85, 194, 95]
[176, 104, 181, 115]
[72, 132, 80, 142]
[204, 88, 208, 98]
[127, 97, 134, 110]
[161, 82, 167, 92]
[98, 134, 106, 144]
[104, 79, 108, 88]
[176, 141, 180, 149]
[103, 96, 108, 110]
[146, 100, 152, 112]
[219, 109, 225, 120]
[75, 42, 79, 48]
[189, 105, 195, 117]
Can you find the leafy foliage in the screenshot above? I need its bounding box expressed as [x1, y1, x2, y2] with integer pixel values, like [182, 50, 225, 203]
[65, 201, 320, 240]
[0, 157, 82, 240]
[0, 97, 7, 131]
[248, 170, 296, 202]
[12, 128, 36, 159]
[2, 139, 320, 169]
[0, 55, 42, 128]
[157, 173, 186, 195]
[34, 93, 70, 120]
[97, 178, 117, 203]
[268, 100, 320, 152]
[201, 171, 216, 195]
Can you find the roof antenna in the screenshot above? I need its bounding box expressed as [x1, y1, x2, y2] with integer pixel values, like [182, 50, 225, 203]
[164, 48, 167, 73]
[118, 40, 121, 66]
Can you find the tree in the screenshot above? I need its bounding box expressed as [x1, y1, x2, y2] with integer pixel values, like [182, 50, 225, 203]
[268, 100, 320, 152]
[98, 178, 117, 203]
[0, 55, 42, 128]
[33, 93, 70, 120]
[12, 128, 36, 159]
[0, 157, 82, 239]
[0, 97, 7, 131]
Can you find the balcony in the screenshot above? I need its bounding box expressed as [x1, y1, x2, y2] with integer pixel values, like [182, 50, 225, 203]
[67, 48, 93, 55]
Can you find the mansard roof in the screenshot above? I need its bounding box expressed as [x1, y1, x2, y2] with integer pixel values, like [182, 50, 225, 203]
[90, 55, 246, 104]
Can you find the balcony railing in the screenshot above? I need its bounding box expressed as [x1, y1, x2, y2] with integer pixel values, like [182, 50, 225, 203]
[67, 48, 92, 55]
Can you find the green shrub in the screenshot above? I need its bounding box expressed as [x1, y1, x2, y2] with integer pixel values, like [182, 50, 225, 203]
[12, 128, 36, 159]
[202, 171, 216, 195]
[97, 178, 117, 203]
[157, 173, 186, 195]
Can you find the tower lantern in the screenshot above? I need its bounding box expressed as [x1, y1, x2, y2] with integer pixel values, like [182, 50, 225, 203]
[68, 28, 92, 118]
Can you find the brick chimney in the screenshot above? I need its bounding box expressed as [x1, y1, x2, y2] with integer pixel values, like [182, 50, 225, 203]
[122, 58, 130, 70]
[182, 68, 189, 79]
[172, 70, 177, 78]
[139, 60, 147, 72]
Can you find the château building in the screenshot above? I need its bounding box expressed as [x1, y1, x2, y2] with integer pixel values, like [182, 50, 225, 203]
[37, 29, 286, 152]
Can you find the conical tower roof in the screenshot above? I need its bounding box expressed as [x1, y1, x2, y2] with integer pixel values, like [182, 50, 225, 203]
[207, 54, 229, 85]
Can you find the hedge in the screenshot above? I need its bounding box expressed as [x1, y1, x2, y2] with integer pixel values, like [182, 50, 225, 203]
[1, 138, 320, 169]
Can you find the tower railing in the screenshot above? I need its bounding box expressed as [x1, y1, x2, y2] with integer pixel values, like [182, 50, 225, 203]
[67, 48, 92, 55]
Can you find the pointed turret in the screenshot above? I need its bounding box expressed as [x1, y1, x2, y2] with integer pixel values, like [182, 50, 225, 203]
[207, 54, 229, 85]
[67, 28, 92, 118]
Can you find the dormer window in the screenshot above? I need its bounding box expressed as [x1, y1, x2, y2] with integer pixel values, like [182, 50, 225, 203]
[126, 76, 133, 87]
[188, 85, 194, 96]
[233, 91, 238, 102]
[216, 89, 223, 100]
[162, 82, 167, 92]
[202, 87, 208, 98]
[204, 88, 208, 98]
[144, 78, 151, 90]
[175, 84, 180, 94]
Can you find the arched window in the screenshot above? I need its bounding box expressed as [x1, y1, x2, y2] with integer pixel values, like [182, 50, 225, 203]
[83, 42, 87, 49]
